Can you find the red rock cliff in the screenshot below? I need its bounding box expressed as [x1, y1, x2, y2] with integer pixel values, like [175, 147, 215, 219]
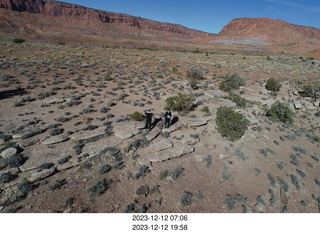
[0, 0, 208, 37]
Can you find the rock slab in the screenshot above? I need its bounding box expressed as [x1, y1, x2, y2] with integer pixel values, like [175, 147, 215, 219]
[42, 135, 68, 145]
[0, 147, 17, 159]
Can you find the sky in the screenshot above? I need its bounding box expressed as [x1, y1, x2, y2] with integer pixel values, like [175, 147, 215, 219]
[61, 0, 320, 33]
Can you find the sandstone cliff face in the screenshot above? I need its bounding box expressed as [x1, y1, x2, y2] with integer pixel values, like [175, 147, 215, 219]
[0, 0, 208, 38]
[220, 18, 320, 41]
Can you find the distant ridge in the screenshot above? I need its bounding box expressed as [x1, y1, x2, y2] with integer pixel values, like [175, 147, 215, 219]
[0, 0, 210, 38]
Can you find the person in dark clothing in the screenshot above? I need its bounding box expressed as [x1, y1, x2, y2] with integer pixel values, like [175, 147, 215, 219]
[164, 109, 172, 128]
[145, 110, 153, 129]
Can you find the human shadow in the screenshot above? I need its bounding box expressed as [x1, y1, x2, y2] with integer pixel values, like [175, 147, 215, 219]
[0, 88, 28, 100]
[150, 117, 163, 130]
[170, 116, 179, 126]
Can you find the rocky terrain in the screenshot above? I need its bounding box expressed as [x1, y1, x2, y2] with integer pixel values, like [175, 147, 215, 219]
[0, 41, 319, 213]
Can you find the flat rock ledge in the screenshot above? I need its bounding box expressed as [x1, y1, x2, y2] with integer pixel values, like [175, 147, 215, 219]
[42, 135, 68, 145]
[150, 139, 173, 151]
[114, 122, 144, 140]
[184, 117, 212, 127]
[147, 144, 195, 162]
[70, 127, 106, 142]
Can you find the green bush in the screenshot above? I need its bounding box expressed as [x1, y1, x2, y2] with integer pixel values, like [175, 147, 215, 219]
[219, 73, 245, 92]
[129, 111, 144, 121]
[300, 85, 320, 100]
[186, 66, 203, 80]
[12, 38, 25, 44]
[188, 77, 198, 90]
[201, 106, 209, 113]
[216, 106, 250, 141]
[226, 92, 247, 107]
[266, 101, 294, 124]
[265, 78, 282, 92]
[164, 93, 195, 113]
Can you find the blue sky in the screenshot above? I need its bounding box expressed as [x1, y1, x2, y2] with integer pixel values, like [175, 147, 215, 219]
[61, 0, 320, 33]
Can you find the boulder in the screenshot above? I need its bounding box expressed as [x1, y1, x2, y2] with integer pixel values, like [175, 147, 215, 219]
[314, 102, 320, 107]
[293, 102, 302, 109]
[42, 135, 68, 145]
[27, 167, 56, 183]
[0, 147, 17, 159]
[0, 139, 4, 146]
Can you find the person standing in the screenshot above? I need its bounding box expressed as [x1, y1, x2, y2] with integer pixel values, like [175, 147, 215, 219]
[164, 109, 172, 128]
[145, 110, 153, 129]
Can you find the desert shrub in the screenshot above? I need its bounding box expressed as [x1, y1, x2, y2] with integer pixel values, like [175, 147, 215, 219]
[100, 107, 110, 113]
[266, 101, 294, 124]
[17, 181, 36, 194]
[268, 173, 276, 186]
[181, 191, 193, 206]
[133, 165, 150, 179]
[278, 177, 290, 192]
[233, 150, 247, 161]
[205, 155, 212, 168]
[58, 155, 71, 164]
[265, 78, 282, 92]
[49, 179, 67, 190]
[38, 162, 54, 169]
[87, 179, 112, 197]
[216, 106, 250, 141]
[293, 146, 307, 154]
[64, 198, 74, 207]
[257, 196, 265, 205]
[201, 106, 209, 113]
[291, 175, 300, 190]
[269, 189, 277, 205]
[49, 128, 64, 136]
[188, 76, 198, 90]
[21, 128, 46, 140]
[299, 85, 320, 100]
[12, 38, 25, 43]
[0, 172, 17, 184]
[7, 154, 26, 168]
[186, 66, 204, 80]
[219, 73, 245, 92]
[128, 111, 144, 121]
[290, 153, 301, 166]
[296, 169, 306, 178]
[225, 194, 236, 210]
[194, 190, 204, 200]
[226, 92, 247, 107]
[164, 93, 195, 113]
[98, 165, 111, 174]
[171, 167, 184, 180]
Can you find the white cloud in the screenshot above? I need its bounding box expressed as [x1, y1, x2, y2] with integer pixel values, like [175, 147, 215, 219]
[264, 0, 320, 13]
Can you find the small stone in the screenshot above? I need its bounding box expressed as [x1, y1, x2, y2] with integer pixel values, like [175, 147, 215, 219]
[0, 147, 17, 159]
[293, 102, 302, 109]
[219, 154, 228, 160]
